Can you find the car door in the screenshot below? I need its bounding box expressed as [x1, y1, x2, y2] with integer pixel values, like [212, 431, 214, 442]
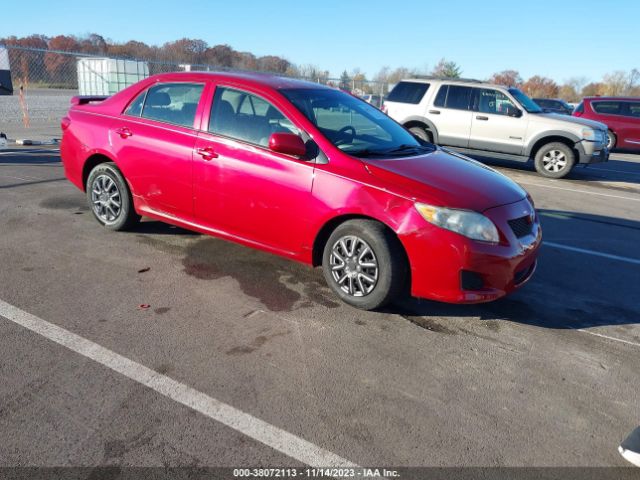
[110, 82, 205, 216]
[193, 85, 315, 255]
[620, 102, 640, 148]
[468, 87, 528, 155]
[427, 84, 473, 147]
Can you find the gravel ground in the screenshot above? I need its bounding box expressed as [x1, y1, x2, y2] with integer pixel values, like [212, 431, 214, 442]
[0, 88, 74, 141]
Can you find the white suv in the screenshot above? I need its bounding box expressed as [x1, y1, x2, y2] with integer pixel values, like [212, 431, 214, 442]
[384, 78, 609, 178]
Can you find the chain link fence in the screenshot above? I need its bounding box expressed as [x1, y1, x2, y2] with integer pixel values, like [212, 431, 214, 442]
[0, 45, 388, 142]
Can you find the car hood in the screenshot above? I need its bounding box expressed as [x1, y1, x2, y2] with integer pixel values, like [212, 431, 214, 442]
[532, 112, 607, 130]
[363, 148, 527, 212]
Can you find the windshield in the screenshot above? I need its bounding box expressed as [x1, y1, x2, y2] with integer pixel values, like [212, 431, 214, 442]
[508, 88, 543, 113]
[280, 88, 434, 158]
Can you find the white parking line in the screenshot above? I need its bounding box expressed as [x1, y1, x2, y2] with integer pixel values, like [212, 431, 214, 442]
[517, 180, 640, 202]
[544, 241, 640, 265]
[0, 149, 60, 156]
[0, 299, 358, 468]
[577, 329, 640, 348]
[588, 167, 640, 176]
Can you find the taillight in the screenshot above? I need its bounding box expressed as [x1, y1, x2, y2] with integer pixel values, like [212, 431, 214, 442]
[61, 116, 71, 131]
[381, 102, 388, 114]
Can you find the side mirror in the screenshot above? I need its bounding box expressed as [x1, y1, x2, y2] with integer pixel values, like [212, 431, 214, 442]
[269, 133, 306, 157]
[507, 106, 523, 118]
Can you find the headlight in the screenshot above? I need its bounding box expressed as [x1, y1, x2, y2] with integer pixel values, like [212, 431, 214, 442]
[415, 203, 500, 244]
[581, 128, 601, 141]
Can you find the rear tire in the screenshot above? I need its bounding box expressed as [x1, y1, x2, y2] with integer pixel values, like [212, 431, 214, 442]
[409, 126, 433, 143]
[322, 220, 407, 310]
[86, 162, 140, 231]
[534, 142, 575, 179]
[606, 130, 617, 150]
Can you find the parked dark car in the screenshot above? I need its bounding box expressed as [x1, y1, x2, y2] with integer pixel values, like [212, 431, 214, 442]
[533, 98, 573, 115]
[574, 97, 640, 150]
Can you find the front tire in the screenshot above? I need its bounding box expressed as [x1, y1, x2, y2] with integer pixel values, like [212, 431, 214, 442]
[409, 126, 433, 143]
[322, 220, 407, 310]
[86, 162, 140, 231]
[534, 142, 575, 179]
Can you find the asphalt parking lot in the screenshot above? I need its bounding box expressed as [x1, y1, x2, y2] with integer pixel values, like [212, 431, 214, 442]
[0, 147, 639, 473]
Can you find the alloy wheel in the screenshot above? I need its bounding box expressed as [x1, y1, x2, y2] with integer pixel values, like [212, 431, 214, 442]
[91, 174, 122, 224]
[542, 150, 567, 173]
[329, 235, 379, 297]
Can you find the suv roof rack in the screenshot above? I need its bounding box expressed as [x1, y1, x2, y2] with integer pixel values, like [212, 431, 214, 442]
[408, 76, 484, 83]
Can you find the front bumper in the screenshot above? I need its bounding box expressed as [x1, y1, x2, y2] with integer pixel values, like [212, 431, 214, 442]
[577, 141, 609, 164]
[401, 198, 542, 304]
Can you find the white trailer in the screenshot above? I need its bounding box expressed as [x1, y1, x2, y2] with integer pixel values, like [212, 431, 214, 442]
[77, 58, 149, 96]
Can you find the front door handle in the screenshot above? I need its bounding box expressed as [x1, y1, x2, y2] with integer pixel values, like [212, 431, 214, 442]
[115, 127, 132, 138]
[428, 109, 441, 114]
[196, 147, 218, 161]
[476, 115, 489, 121]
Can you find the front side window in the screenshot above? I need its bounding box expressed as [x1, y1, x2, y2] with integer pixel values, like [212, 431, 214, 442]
[281, 88, 433, 158]
[386, 82, 430, 104]
[140, 83, 204, 128]
[209, 86, 298, 147]
[477, 88, 516, 115]
[592, 101, 623, 115]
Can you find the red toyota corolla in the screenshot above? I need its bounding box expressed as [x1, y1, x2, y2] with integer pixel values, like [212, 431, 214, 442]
[60, 72, 541, 310]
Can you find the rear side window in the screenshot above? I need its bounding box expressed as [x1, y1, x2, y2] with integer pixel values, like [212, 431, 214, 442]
[574, 102, 584, 114]
[592, 101, 622, 115]
[140, 83, 204, 128]
[434, 85, 473, 110]
[124, 91, 146, 117]
[625, 102, 640, 118]
[386, 82, 430, 104]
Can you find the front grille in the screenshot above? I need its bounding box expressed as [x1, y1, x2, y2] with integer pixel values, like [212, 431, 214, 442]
[508, 215, 534, 238]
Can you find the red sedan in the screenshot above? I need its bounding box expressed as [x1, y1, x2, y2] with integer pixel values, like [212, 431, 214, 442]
[574, 96, 640, 151]
[60, 72, 541, 310]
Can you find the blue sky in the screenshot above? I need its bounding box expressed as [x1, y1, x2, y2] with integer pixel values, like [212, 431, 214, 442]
[3, 0, 637, 82]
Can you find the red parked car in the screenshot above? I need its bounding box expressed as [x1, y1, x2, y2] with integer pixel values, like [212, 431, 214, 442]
[574, 97, 640, 150]
[60, 72, 541, 309]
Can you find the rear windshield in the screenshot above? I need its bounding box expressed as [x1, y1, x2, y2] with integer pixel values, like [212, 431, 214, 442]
[386, 82, 430, 104]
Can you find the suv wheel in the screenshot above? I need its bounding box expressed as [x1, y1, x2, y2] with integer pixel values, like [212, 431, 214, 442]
[534, 142, 575, 179]
[606, 130, 617, 150]
[322, 220, 407, 310]
[409, 126, 432, 143]
[86, 162, 140, 231]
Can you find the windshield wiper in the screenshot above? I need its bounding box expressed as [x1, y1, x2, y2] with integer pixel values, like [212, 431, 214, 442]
[348, 148, 388, 158]
[381, 144, 433, 155]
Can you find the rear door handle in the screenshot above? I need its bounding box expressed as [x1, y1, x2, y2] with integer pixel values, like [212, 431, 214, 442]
[115, 127, 132, 138]
[196, 147, 218, 161]
[428, 109, 441, 114]
[476, 115, 489, 121]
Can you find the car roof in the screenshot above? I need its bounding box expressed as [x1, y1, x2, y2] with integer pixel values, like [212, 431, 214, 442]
[148, 71, 326, 91]
[584, 96, 640, 101]
[399, 77, 506, 90]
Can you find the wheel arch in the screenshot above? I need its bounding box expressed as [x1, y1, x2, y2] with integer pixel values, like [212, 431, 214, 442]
[402, 116, 439, 143]
[526, 132, 581, 160]
[311, 214, 409, 269]
[82, 152, 118, 192]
